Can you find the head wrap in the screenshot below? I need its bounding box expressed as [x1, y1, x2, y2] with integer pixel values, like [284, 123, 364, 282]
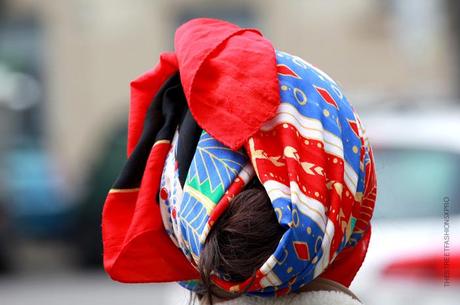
[102, 18, 377, 297]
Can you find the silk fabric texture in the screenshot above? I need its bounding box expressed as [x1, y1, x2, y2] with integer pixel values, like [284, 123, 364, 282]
[101, 18, 377, 297]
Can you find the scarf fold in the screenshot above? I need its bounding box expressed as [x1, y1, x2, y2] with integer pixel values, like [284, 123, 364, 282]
[102, 18, 377, 297]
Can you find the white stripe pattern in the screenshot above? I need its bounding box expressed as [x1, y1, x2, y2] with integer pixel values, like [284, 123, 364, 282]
[239, 163, 255, 183]
[344, 161, 358, 196]
[260, 103, 344, 159]
[263, 180, 327, 232]
[314, 220, 335, 277]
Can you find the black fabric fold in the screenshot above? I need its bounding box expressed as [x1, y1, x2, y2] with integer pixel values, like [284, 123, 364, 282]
[112, 73, 202, 189]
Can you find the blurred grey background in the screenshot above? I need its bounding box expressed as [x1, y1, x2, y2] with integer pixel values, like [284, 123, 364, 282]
[0, 0, 459, 304]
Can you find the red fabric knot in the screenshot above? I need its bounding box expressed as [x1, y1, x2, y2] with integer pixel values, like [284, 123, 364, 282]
[174, 18, 280, 150]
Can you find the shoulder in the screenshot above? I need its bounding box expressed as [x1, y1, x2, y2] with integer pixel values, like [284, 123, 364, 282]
[218, 291, 363, 305]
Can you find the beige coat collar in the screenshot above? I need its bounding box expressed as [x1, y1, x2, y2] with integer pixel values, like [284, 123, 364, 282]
[217, 290, 363, 305]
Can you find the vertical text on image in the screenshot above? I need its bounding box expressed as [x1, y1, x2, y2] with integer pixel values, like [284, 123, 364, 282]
[443, 196, 450, 287]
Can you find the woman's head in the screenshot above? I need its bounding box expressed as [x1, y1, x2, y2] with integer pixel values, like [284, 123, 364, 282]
[198, 183, 286, 303]
[101, 18, 376, 300]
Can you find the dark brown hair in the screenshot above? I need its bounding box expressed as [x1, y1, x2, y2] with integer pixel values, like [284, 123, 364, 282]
[197, 181, 286, 304]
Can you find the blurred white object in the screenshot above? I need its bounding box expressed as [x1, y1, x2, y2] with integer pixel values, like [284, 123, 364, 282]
[352, 104, 460, 305]
[0, 63, 41, 111]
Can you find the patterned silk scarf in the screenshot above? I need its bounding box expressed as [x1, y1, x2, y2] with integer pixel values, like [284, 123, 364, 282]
[101, 18, 377, 297]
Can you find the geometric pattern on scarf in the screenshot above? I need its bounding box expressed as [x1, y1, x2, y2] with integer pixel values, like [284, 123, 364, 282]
[159, 50, 377, 297]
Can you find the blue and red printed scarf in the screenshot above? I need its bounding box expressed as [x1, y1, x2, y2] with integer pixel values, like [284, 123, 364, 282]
[101, 18, 377, 297]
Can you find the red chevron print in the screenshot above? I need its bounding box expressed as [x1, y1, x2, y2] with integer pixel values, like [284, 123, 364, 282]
[277, 64, 301, 78]
[348, 119, 366, 152]
[293, 242, 310, 261]
[315, 86, 339, 109]
[347, 119, 359, 138]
